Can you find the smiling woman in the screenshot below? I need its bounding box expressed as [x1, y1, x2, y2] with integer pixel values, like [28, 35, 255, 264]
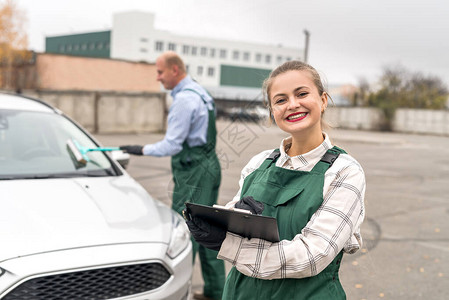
[185, 61, 367, 300]
[268, 69, 327, 155]
[263, 61, 331, 155]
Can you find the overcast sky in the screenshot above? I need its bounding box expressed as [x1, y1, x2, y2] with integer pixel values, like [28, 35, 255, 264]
[16, 0, 449, 86]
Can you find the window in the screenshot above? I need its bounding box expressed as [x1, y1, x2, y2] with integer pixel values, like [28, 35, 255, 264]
[232, 50, 239, 60]
[277, 55, 283, 64]
[155, 41, 164, 51]
[197, 66, 203, 76]
[97, 42, 103, 50]
[286, 57, 292, 61]
[243, 52, 250, 61]
[210, 48, 216, 58]
[67, 45, 72, 51]
[207, 67, 215, 77]
[89, 42, 95, 50]
[220, 49, 227, 59]
[140, 48, 148, 53]
[201, 47, 207, 56]
[140, 37, 148, 42]
[183, 45, 190, 54]
[168, 43, 176, 51]
[255, 53, 262, 62]
[59, 45, 65, 52]
[192, 46, 198, 56]
[265, 54, 271, 64]
[186, 65, 189, 73]
[74, 44, 80, 51]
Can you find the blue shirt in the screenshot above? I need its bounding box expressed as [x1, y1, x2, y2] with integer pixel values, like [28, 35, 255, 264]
[143, 76, 214, 157]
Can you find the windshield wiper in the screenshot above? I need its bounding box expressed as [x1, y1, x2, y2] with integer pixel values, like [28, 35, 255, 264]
[0, 176, 18, 180]
[0, 170, 115, 180]
[0, 174, 81, 180]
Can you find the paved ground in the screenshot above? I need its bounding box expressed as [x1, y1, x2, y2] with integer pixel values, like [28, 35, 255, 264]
[96, 119, 449, 300]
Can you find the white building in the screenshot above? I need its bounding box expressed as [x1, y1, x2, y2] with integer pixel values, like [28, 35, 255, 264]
[46, 11, 303, 100]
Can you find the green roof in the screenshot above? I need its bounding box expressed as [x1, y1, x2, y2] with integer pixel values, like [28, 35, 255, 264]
[45, 31, 111, 58]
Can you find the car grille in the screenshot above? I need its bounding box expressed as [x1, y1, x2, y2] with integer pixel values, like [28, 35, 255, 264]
[2, 262, 171, 300]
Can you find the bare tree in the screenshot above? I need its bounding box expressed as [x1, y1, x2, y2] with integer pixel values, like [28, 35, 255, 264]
[0, 0, 32, 90]
[353, 76, 370, 107]
[362, 64, 449, 130]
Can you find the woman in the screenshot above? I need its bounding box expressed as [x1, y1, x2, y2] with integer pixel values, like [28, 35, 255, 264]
[186, 61, 366, 299]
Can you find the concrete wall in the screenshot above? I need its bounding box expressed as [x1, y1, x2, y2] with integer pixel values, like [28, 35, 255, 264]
[96, 92, 166, 133]
[12, 90, 449, 136]
[324, 106, 449, 136]
[324, 107, 385, 131]
[22, 90, 166, 134]
[214, 101, 449, 136]
[393, 108, 449, 135]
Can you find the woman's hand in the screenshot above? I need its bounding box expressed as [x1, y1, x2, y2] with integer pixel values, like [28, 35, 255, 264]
[235, 196, 264, 215]
[184, 211, 226, 251]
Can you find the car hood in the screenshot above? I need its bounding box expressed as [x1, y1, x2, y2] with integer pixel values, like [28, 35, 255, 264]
[0, 175, 172, 262]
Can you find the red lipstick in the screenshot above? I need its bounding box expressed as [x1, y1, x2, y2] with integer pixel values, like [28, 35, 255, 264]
[286, 112, 307, 122]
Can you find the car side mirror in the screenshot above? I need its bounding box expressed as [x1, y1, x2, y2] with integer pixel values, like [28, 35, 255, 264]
[110, 150, 130, 169]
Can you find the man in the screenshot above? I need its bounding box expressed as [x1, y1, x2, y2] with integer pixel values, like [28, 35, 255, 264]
[120, 51, 225, 300]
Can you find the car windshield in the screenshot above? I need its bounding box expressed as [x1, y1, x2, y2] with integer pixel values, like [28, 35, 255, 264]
[0, 109, 116, 179]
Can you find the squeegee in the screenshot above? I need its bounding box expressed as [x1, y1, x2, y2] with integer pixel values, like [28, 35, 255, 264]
[66, 138, 120, 166]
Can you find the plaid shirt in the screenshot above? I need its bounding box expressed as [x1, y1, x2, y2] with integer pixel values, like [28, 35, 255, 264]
[217, 133, 366, 279]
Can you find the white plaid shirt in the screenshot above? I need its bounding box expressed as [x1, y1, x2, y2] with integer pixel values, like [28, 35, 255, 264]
[217, 133, 366, 279]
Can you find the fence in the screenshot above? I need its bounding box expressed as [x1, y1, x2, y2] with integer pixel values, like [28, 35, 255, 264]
[21, 90, 167, 134]
[325, 106, 449, 136]
[11, 90, 449, 136]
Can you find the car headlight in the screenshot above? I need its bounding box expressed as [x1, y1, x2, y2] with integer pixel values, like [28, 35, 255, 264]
[167, 211, 191, 259]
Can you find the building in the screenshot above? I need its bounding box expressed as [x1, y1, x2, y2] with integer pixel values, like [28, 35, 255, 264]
[46, 11, 303, 100]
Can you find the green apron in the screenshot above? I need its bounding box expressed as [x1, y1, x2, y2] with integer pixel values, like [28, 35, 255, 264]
[223, 146, 347, 300]
[171, 88, 225, 300]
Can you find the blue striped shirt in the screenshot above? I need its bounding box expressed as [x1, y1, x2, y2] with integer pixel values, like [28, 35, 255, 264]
[143, 76, 214, 157]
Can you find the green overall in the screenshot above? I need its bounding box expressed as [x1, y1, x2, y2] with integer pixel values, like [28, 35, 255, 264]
[171, 89, 225, 299]
[223, 146, 347, 300]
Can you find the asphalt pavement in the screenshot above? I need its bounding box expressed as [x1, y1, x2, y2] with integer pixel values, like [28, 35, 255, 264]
[96, 118, 449, 300]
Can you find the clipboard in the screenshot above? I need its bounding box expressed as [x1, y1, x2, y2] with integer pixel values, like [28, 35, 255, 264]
[185, 202, 280, 242]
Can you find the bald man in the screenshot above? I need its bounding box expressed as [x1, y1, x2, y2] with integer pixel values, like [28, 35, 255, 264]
[120, 51, 225, 300]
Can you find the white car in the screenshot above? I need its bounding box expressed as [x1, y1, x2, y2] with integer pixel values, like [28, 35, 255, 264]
[0, 93, 192, 300]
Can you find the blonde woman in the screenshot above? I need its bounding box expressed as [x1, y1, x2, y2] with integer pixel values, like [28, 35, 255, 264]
[186, 61, 366, 299]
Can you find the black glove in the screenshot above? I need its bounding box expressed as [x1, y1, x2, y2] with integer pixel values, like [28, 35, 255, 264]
[235, 196, 264, 215]
[183, 210, 226, 251]
[119, 145, 143, 155]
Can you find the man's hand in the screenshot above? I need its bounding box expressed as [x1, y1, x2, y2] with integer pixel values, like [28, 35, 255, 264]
[184, 211, 226, 251]
[119, 145, 143, 155]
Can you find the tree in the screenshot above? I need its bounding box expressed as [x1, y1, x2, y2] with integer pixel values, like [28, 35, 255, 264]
[358, 64, 449, 130]
[404, 73, 448, 109]
[351, 76, 370, 107]
[0, 0, 32, 90]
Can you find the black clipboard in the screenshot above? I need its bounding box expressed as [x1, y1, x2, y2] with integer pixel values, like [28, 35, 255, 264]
[185, 202, 280, 242]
